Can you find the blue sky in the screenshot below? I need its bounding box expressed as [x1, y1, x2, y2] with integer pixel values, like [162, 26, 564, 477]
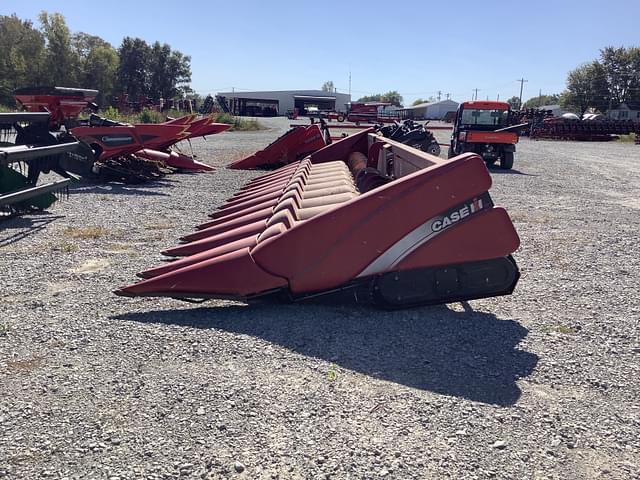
[3, 0, 639, 105]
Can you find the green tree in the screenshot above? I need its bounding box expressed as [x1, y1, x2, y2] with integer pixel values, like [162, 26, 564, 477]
[84, 46, 119, 105]
[600, 46, 640, 107]
[146, 41, 191, 101]
[71, 32, 118, 105]
[357, 93, 382, 102]
[412, 96, 435, 106]
[522, 94, 561, 109]
[357, 90, 404, 107]
[38, 11, 78, 86]
[117, 37, 151, 100]
[0, 14, 46, 104]
[560, 62, 608, 114]
[506, 96, 521, 109]
[321, 80, 334, 92]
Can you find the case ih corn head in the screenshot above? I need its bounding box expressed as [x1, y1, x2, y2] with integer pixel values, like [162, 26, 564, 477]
[116, 130, 521, 309]
[228, 124, 328, 170]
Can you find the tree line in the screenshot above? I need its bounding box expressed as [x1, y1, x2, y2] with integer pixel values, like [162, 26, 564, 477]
[516, 47, 639, 114]
[0, 12, 192, 107]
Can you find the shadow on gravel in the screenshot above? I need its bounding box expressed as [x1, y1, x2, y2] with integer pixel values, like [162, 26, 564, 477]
[114, 303, 538, 406]
[487, 166, 537, 176]
[0, 214, 64, 247]
[69, 180, 177, 197]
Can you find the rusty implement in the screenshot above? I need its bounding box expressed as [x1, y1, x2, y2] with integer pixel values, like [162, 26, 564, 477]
[117, 131, 521, 309]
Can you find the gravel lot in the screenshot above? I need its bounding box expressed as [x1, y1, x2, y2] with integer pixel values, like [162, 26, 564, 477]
[1, 117, 639, 479]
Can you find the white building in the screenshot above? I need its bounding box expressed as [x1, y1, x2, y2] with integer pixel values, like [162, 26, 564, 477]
[399, 99, 459, 120]
[608, 102, 640, 121]
[216, 89, 351, 117]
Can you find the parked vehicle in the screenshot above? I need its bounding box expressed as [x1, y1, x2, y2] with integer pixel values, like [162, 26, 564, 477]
[448, 101, 519, 169]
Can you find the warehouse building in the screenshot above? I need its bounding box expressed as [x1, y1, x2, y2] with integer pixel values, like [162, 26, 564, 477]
[398, 99, 459, 120]
[216, 89, 351, 117]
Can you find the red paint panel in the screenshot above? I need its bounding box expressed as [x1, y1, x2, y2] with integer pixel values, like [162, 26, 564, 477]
[462, 101, 510, 110]
[213, 195, 279, 217]
[232, 181, 288, 200]
[252, 154, 492, 293]
[466, 131, 518, 145]
[395, 208, 520, 271]
[228, 125, 325, 170]
[223, 189, 282, 208]
[182, 212, 269, 242]
[197, 207, 274, 230]
[116, 248, 287, 298]
[70, 125, 144, 160]
[139, 235, 258, 279]
[163, 220, 267, 257]
[309, 129, 372, 164]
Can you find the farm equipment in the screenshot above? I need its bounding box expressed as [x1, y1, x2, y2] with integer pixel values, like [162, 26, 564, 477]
[525, 110, 639, 141]
[230, 118, 446, 170]
[116, 129, 521, 309]
[0, 136, 78, 218]
[228, 124, 329, 170]
[379, 120, 441, 156]
[448, 101, 520, 170]
[339, 102, 399, 124]
[14, 86, 230, 178]
[14, 86, 99, 129]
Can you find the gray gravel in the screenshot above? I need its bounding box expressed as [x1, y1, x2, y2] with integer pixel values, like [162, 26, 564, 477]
[1, 117, 639, 479]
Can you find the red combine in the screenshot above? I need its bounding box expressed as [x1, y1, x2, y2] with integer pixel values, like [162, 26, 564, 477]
[116, 130, 521, 309]
[448, 101, 520, 170]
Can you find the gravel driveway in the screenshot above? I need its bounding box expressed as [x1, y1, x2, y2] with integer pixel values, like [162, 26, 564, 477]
[1, 117, 638, 479]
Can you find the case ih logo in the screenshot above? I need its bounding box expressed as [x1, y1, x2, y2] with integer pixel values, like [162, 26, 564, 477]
[431, 195, 490, 232]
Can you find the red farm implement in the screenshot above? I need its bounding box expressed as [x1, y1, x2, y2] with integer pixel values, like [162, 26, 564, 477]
[116, 130, 521, 309]
[230, 119, 449, 170]
[228, 124, 328, 170]
[531, 117, 639, 141]
[337, 102, 400, 124]
[14, 86, 230, 174]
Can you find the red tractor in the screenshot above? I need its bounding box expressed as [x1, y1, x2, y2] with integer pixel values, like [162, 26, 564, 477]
[448, 101, 519, 170]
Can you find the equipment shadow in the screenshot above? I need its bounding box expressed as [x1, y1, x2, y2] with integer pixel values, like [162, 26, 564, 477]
[487, 166, 537, 176]
[114, 303, 538, 406]
[68, 179, 177, 197]
[0, 214, 63, 247]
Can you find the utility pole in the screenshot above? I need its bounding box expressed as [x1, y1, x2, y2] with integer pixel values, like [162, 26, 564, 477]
[473, 88, 479, 100]
[437, 90, 442, 101]
[446, 93, 450, 100]
[348, 70, 351, 98]
[497, 93, 500, 101]
[517, 77, 528, 109]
